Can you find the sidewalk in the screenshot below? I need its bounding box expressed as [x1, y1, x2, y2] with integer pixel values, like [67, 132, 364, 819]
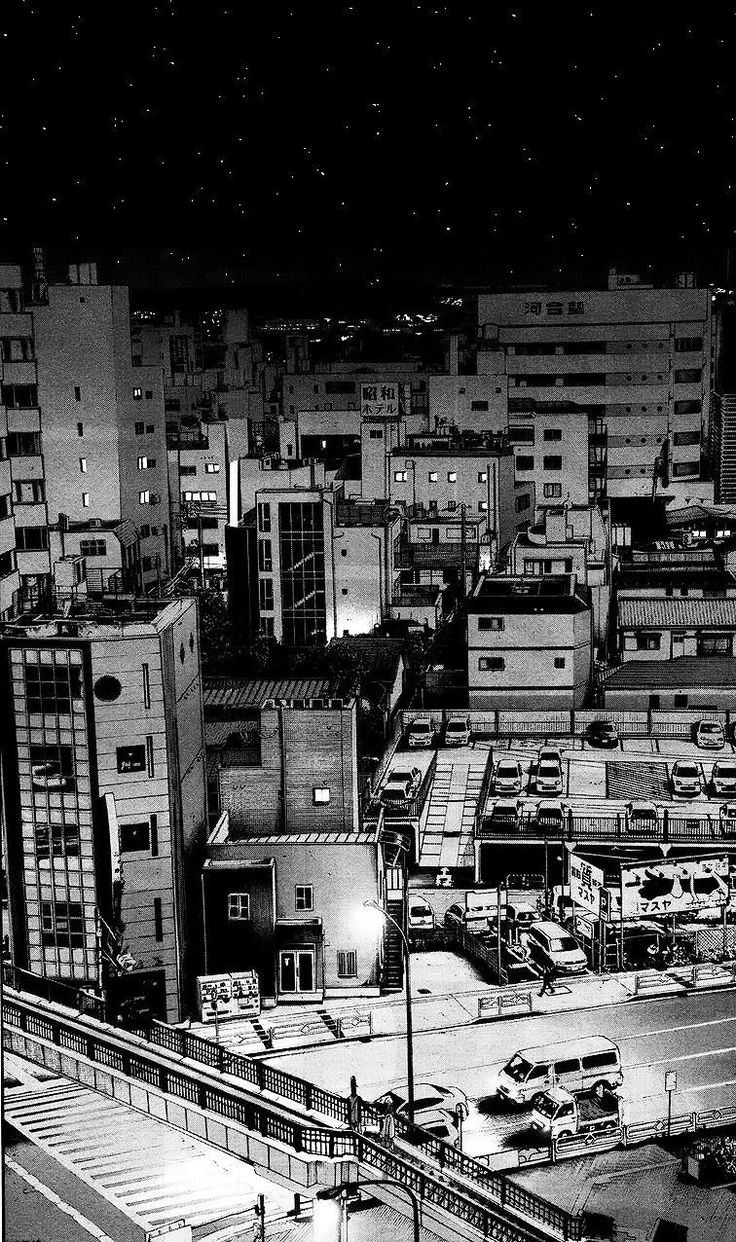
[187, 950, 730, 1058]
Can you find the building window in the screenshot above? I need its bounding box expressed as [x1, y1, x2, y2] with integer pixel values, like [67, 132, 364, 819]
[295, 885, 314, 911]
[478, 500, 489, 511]
[649, 694, 661, 708]
[554, 657, 566, 669]
[258, 539, 272, 572]
[259, 577, 274, 611]
[81, 492, 90, 508]
[675, 337, 703, 352]
[672, 461, 699, 477]
[146, 734, 155, 777]
[13, 479, 45, 504]
[79, 538, 106, 556]
[674, 694, 689, 708]
[154, 896, 164, 941]
[543, 455, 562, 471]
[478, 616, 504, 631]
[674, 399, 701, 415]
[508, 426, 535, 443]
[337, 950, 358, 978]
[7, 431, 42, 456]
[204, 462, 220, 473]
[543, 429, 562, 441]
[179, 465, 196, 476]
[228, 892, 251, 920]
[515, 455, 534, 471]
[142, 662, 151, 709]
[135, 421, 145, 435]
[120, 822, 150, 852]
[394, 470, 408, 482]
[133, 387, 143, 400]
[313, 787, 331, 804]
[41, 901, 84, 949]
[543, 483, 563, 498]
[673, 430, 700, 446]
[674, 368, 702, 384]
[79, 457, 88, 473]
[77, 422, 84, 436]
[138, 456, 156, 469]
[30, 743, 75, 790]
[477, 471, 488, 483]
[139, 490, 150, 504]
[428, 471, 438, 482]
[471, 400, 489, 411]
[116, 745, 147, 773]
[257, 502, 271, 533]
[515, 494, 531, 513]
[202, 542, 219, 557]
[16, 526, 49, 550]
[635, 634, 661, 651]
[26, 660, 82, 716]
[698, 634, 732, 657]
[368, 428, 383, 439]
[478, 656, 505, 671]
[447, 472, 457, 483]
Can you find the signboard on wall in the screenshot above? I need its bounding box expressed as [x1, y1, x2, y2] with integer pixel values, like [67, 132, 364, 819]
[361, 383, 399, 418]
[197, 971, 260, 1022]
[620, 856, 730, 918]
[570, 857, 606, 916]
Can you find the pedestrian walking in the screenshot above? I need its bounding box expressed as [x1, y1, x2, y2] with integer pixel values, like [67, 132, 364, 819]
[380, 1102, 396, 1149]
[538, 964, 557, 997]
[347, 1076, 362, 1134]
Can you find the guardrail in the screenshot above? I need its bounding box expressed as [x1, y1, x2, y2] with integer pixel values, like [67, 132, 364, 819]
[478, 990, 533, 1020]
[399, 707, 732, 740]
[251, 1009, 374, 1047]
[476, 808, 728, 845]
[2, 988, 585, 1242]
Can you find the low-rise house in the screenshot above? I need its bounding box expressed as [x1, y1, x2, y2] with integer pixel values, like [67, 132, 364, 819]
[602, 656, 736, 711]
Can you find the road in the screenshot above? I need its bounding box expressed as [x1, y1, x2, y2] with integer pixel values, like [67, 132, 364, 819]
[267, 989, 736, 1157]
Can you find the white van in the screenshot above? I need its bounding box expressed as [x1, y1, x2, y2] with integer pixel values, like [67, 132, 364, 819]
[496, 1035, 622, 1107]
[408, 898, 435, 935]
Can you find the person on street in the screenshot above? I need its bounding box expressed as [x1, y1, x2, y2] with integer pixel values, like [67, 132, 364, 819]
[538, 963, 557, 997]
[347, 1078, 362, 1134]
[380, 1101, 396, 1149]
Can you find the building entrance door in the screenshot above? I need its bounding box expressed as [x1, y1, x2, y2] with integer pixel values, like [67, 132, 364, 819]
[279, 949, 315, 994]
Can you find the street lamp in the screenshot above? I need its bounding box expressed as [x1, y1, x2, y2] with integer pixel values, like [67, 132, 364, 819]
[314, 1180, 420, 1242]
[363, 899, 415, 1125]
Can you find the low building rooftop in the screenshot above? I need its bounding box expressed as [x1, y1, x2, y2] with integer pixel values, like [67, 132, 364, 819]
[204, 676, 335, 713]
[603, 656, 736, 689]
[468, 574, 589, 614]
[617, 596, 736, 628]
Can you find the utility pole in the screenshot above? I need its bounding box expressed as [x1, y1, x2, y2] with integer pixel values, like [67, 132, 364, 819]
[459, 502, 467, 600]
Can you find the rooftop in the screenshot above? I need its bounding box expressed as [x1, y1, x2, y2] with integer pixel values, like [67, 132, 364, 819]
[468, 574, 589, 614]
[617, 596, 736, 628]
[615, 568, 736, 590]
[204, 676, 335, 713]
[0, 594, 188, 638]
[603, 656, 736, 689]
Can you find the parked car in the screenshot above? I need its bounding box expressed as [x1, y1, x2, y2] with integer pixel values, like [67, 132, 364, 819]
[536, 760, 563, 795]
[408, 898, 435, 936]
[626, 800, 659, 833]
[493, 758, 524, 796]
[538, 746, 563, 768]
[694, 719, 726, 750]
[444, 716, 471, 747]
[444, 894, 498, 934]
[671, 759, 703, 799]
[712, 760, 736, 797]
[586, 720, 619, 749]
[523, 920, 588, 976]
[534, 799, 566, 832]
[504, 900, 540, 936]
[380, 767, 422, 805]
[408, 718, 435, 749]
[487, 797, 523, 832]
[373, 1081, 468, 1145]
[719, 802, 736, 837]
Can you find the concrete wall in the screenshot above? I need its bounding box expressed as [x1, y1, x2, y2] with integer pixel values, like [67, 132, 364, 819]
[468, 607, 591, 708]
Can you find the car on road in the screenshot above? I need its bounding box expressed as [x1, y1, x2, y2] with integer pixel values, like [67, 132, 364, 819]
[534, 799, 567, 832]
[671, 759, 703, 799]
[719, 802, 736, 837]
[586, 720, 620, 748]
[694, 719, 726, 750]
[493, 757, 524, 795]
[536, 759, 564, 795]
[523, 920, 588, 975]
[373, 1082, 468, 1145]
[487, 797, 523, 832]
[712, 760, 736, 796]
[407, 718, 436, 749]
[444, 716, 471, 747]
[496, 1036, 622, 1107]
[380, 767, 422, 805]
[625, 799, 659, 834]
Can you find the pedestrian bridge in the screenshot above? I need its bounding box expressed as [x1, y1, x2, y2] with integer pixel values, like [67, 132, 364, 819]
[2, 986, 586, 1242]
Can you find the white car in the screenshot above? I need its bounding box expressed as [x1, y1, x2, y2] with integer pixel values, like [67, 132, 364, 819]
[444, 897, 498, 934]
[712, 760, 736, 796]
[444, 716, 471, 747]
[694, 720, 725, 750]
[408, 719, 435, 749]
[671, 759, 702, 799]
[719, 802, 736, 836]
[535, 799, 566, 831]
[538, 746, 563, 767]
[408, 898, 435, 934]
[524, 921, 588, 976]
[536, 760, 563, 796]
[373, 1081, 468, 1145]
[493, 758, 523, 795]
[380, 767, 422, 805]
[626, 799, 659, 833]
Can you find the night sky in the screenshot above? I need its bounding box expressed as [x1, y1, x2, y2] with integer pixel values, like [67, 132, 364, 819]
[3, 2, 736, 292]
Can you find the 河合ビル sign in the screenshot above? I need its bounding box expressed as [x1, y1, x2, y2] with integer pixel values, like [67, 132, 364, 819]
[620, 856, 730, 918]
[361, 382, 399, 418]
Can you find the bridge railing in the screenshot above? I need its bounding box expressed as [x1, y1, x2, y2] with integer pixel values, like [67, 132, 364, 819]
[3, 989, 585, 1242]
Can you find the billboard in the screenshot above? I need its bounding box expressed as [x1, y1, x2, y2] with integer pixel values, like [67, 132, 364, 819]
[197, 971, 260, 1022]
[570, 857, 607, 916]
[620, 856, 730, 918]
[361, 382, 399, 418]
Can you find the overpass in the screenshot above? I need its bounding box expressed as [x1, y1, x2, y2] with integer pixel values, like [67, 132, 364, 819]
[2, 986, 586, 1242]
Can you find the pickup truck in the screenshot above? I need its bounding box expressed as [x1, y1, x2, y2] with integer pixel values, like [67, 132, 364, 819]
[530, 1085, 621, 1141]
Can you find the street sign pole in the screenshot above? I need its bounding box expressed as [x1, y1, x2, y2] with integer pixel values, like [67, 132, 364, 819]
[665, 1071, 677, 1137]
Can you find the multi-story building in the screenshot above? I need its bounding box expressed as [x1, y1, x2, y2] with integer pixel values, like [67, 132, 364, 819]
[0, 388, 21, 620]
[711, 392, 736, 504]
[615, 559, 736, 661]
[169, 418, 231, 588]
[0, 595, 207, 1021]
[477, 269, 715, 504]
[467, 574, 592, 709]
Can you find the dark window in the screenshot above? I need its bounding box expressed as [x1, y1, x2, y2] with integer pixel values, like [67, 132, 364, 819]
[672, 461, 699, 477]
[554, 657, 566, 669]
[649, 694, 661, 708]
[295, 885, 314, 911]
[543, 429, 562, 441]
[30, 743, 75, 789]
[116, 745, 146, 773]
[120, 822, 150, 851]
[636, 634, 661, 651]
[41, 901, 84, 948]
[337, 950, 358, 978]
[516, 455, 534, 471]
[479, 656, 505, 671]
[470, 400, 489, 411]
[77, 422, 84, 436]
[257, 502, 271, 533]
[508, 426, 535, 443]
[258, 539, 272, 572]
[543, 483, 562, 499]
[674, 694, 689, 708]
[80, 539, 107, 557]
[202, 542, 220, 556]
[543, 456, 563, 471]
[7, 432, 41, 456]
[675, 337, 703, 352]
[259, 577, 274, 611]
[673, 430, 700, 446]
[150, 813, 159, 856]
[698, 635, 731, 657]
[478, 616, 504, 631]
[324, 380, 356, 394]
[674, 399, 701, 415]
[179, 464, 197, 476]
[515, 494, 531, 513]
[135, 421, 145, 435]
[1, 383, 38, 408]
[154, 896, 164, 941]
[13, 479, 45, 504]
[26, 662, 82, 716]
[674, 368, 702, 384]
[581, 1050, 618, 1071]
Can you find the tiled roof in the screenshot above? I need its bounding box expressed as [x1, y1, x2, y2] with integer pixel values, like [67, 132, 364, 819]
[203, 677, 333, 711]
[604, 657, 736, 688]
[618, 597, 736, 628]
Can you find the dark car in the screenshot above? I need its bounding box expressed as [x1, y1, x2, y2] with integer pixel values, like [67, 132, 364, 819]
[587, 720, 619, 749]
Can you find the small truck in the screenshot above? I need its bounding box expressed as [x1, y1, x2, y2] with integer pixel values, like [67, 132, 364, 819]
[530, 1085, 621, 1141]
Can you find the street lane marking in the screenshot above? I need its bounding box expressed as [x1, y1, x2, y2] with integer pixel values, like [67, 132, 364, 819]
[678, 1079, 736, 1094]
[622, 1016, 736, 1042]
[638, 1045, 736, 1069]
[5, 1155, 120, 1242]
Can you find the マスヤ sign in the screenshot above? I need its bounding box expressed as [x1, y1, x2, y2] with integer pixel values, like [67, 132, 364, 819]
[621, 856, 730, 918]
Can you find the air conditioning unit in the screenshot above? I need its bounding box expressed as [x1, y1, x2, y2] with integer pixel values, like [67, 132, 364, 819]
[330, 697, 344, 709]
[309, 698, 324, 709]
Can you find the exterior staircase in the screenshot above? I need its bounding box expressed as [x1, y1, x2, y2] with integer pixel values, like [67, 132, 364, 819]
[382, 897, 405, 991]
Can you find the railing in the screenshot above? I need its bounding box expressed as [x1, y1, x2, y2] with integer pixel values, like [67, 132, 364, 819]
[3, 989, 584, 1241]
[363, 750, 438, 827]
[399, 707, 733, 739]
[476, 807, 726, 845]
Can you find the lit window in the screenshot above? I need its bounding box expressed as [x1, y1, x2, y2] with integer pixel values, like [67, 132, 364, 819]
[205, 462, 220, 473]
[313, 787, 331, 804]
[139, 490, 150, 504]
[133, 387, 143, 400]
[79, 457, 87, 473]
[228, 892, 251, 920]
[447, 471, 457, 482]
[394, 470, 407, 482]
[428, 471, 438, 482]
[478, 656, 505, 671]
[479, 500, 489, 511]
[477, 471, 487, 483]
[81, 492, 90, 508]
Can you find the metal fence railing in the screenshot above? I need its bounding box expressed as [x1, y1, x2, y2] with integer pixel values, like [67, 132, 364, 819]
[398, 707, 732, 740]
[475, 807, 728, 845]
